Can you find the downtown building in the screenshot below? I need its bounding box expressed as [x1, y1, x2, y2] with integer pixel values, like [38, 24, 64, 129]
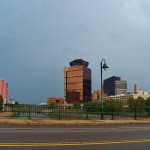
[64, 59, 91, 103]
[92, 83, 150, 104]
[103, 76, 127, 96]
[0, 78, 8, 104]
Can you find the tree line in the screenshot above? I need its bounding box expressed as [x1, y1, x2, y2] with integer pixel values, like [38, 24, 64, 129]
[48, 96, 150, 109]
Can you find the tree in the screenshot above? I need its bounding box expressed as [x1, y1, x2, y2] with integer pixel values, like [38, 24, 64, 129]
[0, 95, 3, 111]
[127, 97, 145, 116]
[15, 101, 19, 105]
[146, 97, 150, 107]
[145, 97, 150, 114]
[84, 101, 101, 112]
[136, 97, 145, 107]
[136, 97, 145, 115]
[127, 97, 135, 108]
[104, 99, 124, 113]
[73, 101, 81, 109]
[127, 97, 145, 108]
[48, 102, 58, 109]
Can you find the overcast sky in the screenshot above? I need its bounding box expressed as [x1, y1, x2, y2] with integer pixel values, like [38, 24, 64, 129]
[1, 0, 150, 104]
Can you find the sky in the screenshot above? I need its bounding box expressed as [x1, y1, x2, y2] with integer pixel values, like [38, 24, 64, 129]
[1, 0, 150, 104]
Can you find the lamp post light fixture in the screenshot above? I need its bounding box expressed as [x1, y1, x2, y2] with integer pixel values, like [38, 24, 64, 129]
[100, 59, 109, 120]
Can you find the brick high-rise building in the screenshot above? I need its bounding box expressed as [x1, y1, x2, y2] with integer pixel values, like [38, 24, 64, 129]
[0, 78, 8, 104]
[64, 59, 91, 103]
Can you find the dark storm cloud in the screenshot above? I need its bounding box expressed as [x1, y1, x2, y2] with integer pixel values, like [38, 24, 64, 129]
[0, 0, 150, 103]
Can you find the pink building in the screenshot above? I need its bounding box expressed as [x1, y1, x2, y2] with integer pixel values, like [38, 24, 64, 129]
[0, 78, 8, 104]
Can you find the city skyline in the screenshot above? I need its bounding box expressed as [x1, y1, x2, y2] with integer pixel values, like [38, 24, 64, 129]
[1, 0, 150, 104]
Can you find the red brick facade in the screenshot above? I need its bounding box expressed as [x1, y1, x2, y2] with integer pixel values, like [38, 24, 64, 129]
[64, 59, 91, 103]
[47, 97, 64, 105]
[0, 78, 8, 104]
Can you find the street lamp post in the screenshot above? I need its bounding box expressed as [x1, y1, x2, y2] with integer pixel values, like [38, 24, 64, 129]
[64, 67, 69, 104]
[100, 59, 109, 120]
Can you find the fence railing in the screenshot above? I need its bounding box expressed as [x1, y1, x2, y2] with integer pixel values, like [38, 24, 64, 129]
[0, 104, 150, 120]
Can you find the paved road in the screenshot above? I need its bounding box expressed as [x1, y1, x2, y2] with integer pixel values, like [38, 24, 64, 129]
[0, 125, 150, 150]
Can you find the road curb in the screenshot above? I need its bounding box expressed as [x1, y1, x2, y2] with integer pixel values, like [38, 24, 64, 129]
[0, 119, 150, 126]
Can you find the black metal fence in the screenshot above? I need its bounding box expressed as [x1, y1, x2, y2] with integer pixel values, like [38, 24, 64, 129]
[0, 104, 150, 120]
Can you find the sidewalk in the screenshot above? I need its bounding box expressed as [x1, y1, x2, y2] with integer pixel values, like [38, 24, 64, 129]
[0, 119, 150, 126]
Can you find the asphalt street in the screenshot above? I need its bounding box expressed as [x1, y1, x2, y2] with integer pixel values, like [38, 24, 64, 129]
[0, 125, 150, 150]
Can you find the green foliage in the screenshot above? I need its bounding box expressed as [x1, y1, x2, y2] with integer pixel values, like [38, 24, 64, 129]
[73, 101, 81, 109]
[84, 101, 101, 107]
[5, 103, 13, 107]
[104, 99, 123, 107]
[145, 97, 150, 113]
[127, 97, 145, 115]
[135, 97, 145, 107]
[15, 101, 19, 105]
[103, 99, 124, 112]
[84, 101, 101, 112]
[84, 100, 124, 113]
[146, 97, 150, 107]
[0, 95, 3, 111]
[48, 102, 58, 109]
[128, 97, 145, 108]
[0, 95, 3, 104]
[127, 97, 135, 108]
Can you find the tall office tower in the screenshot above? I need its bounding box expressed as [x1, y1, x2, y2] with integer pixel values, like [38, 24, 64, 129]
[134, 83, 139, 94]
[64, 59, 91, 103]
[103, 76, 127, 96]
[0, 78, 8, 104]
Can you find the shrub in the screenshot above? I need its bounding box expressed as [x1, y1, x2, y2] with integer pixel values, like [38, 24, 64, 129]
[104, 99, 124, 113]
[48, 102, 58, 109]
[84, 101, 101, 112]
[73, 101, 81, 109]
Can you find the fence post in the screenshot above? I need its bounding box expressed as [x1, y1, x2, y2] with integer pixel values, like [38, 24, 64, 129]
[134, 107, 137, 120]
[28, 105, 31, 119]
[111, 107, 114, 120]
[100, 106, 104, 120]
[58, 105, 61, 120]
[86, 106, 89, 120]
